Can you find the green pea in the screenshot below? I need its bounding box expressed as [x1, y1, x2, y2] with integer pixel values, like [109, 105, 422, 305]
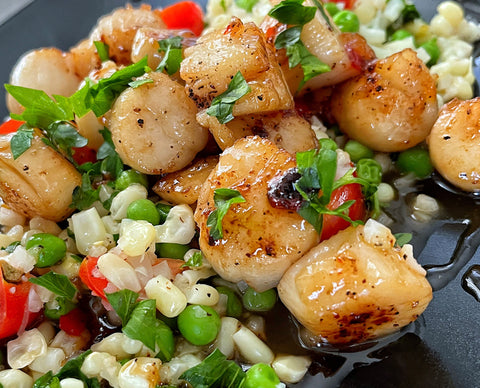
[127, 199, 160, 225]
[156, 202, 173, 224]
[178, 305, 221, 346]
[155, 243, 190, 259]
[332, 10, 360, 32]
[244, 363, 281, 388]
[344, 140, 374, 162]
[26, 233, 66, 268]
[396, 148, 433, 178]
[356, 158, 383, 185]
[324, 2, 340, 16]
[420, 38, 440, 67]
[114, 169, 148, 190]
[242, 287, 277, 312]
[217, 286, 243, 318]
[390, 29, 413, 41]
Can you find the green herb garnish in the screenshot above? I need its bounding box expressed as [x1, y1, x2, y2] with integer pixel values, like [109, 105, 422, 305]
[394, 232, 413, 247]
[294, 139, 366, 234]
[94, 41, 110, 62]
[269, 0, 330, 89]
[183, 250, 203, 268]
[33, 350, 100, 388]
[29, 271, 77, 300]
[180, 349, 246, 387]
[206, 71, 251, 124]
[235, 0, 259, 12]
[206, 188, 246, 240]
[106, 290, 175, 362]
[157, 36, 184, 75]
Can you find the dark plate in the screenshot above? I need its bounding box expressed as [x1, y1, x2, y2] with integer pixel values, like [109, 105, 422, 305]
[0, 1, 479, 387]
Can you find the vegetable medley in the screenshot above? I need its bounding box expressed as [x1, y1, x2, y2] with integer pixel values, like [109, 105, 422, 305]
[0, 0, 479, 387]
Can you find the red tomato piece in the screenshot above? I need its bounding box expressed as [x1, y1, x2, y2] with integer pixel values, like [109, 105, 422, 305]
[329, 0, 356, 9]
[0, 269, 40, 339]
[320, 183, 366, 241]
[0, 119, 24, 135]
[72, 145, 97, 165]
[160, 1, 204, 36]
[59, 308, 87, 336]
[79, 257, 108, 300]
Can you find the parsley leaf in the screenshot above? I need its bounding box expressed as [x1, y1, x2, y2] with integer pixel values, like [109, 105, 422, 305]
[268, 0, 316, 25]
[180, 349, 246, 387]
[128, 78, 154, 88]
[183, 250, 203, 268]
[33, 350, 101, 388]
[106, 289, 139, 325]
[107, 290, 175, 362]
[206, 188, 246, 240]
[70, 172, 100, 210]
[206, 71, 251, 124]
[5, 85, 74, 128]
[269, 0, 330, 89]
[286, 41, 331, 88]
[235, 0, 259, 12]
[123, 299, 175, 362]
[77, 57, 149, 117]
[44, 296, 76, 320]
[29, 272, 77, 300]
[294, 140, 364, 234]
[394, 232, 413, 247]
[157, 36, 184, 75]
[10, 126, 34, 159]
[94, 41, 110, 62]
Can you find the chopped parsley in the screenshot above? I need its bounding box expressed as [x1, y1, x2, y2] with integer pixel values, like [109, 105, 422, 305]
[235, 0, 259, 12]
[206, 71, 251, 124]
[183, 250, 203, 268]
[157, 36, 184, 75]
[294, 139, 374, 234]
[268, 0, 330, 89]
[106, 289, 175, 362]
[180, 349, 246, 387]
[33, 350, 100, 388]
[206, 188, 246, 240]
[394, 232, 413, 247]
[4, 56, 149, 160]
[93, 41, 110, 62]
[29, 271, 77, 300]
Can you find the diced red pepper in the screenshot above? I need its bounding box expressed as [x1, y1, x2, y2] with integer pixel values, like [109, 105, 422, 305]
[0, 269, 41, 339]
[79, 256, 108, 300]
[59, 308, 87, 336]
[0, 119, 24, 135]
[72, 145, 97, 165]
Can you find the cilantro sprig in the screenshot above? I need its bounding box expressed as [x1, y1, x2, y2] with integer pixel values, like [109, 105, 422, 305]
[268, 0, 331, 89]
[206, 71, 251, 124]
[206, 188, 246, 240]
[106, 290, 175, 362]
